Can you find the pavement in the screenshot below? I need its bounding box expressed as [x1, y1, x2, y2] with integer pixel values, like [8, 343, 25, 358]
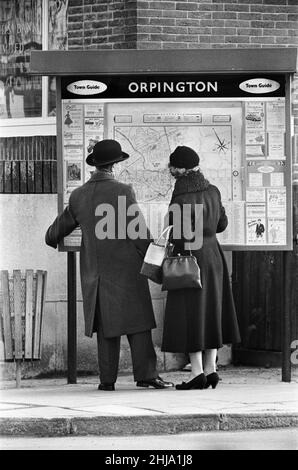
[0, 366, 298, 437]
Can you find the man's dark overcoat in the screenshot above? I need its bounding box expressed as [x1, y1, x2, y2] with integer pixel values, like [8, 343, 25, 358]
[46, 172, 156, 338]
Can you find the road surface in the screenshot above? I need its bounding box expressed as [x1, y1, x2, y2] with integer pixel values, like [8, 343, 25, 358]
[1, 428, 297, 450]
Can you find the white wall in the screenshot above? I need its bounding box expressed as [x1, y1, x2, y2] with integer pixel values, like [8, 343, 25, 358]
[0, 195, 68, 300]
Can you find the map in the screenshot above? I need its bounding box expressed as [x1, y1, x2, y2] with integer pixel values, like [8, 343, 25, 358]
[114, 125, 233, 202]
[106, 102, 242, 242]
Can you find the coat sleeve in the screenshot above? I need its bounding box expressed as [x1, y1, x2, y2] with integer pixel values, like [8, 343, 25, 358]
[45, 204, 79, 249]
[125, 185, 153, 258]
[216, 188, 228, 234]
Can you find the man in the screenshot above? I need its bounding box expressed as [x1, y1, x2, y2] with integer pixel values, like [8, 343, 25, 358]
[46, 139, 173, 391]
[255, 219, 265, 238]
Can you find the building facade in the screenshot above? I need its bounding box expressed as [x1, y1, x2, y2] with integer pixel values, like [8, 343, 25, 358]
[1, 0, 298, 378]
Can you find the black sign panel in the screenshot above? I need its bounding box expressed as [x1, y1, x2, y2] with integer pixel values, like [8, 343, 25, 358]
[61, 74, 285, 100]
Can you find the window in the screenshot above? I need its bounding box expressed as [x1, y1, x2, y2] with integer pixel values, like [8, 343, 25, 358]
[0, 0, 68, 136]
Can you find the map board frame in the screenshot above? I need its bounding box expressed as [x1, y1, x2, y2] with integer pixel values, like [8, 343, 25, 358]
[56, 72, 293, 252]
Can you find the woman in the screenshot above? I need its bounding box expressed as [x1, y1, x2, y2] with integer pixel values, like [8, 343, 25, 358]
[161, 146, 241, 390]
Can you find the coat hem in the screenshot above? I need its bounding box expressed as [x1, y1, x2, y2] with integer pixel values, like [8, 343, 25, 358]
[161, 345, 223, 353]
[86, 323, 156, 339]
[161, 341, 241, 353]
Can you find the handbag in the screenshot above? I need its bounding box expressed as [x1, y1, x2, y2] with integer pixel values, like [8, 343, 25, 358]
[140, 226, 173, 284]
[162, 252, 202, 291]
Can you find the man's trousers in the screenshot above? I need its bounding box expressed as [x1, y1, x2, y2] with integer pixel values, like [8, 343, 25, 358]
[96, 320, 158, 384]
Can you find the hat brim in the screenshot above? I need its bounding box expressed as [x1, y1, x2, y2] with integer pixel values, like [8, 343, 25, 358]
[86, 151, 129, 167]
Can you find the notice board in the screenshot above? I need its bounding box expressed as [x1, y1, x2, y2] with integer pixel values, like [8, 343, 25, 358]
[57, 73, 292, 251]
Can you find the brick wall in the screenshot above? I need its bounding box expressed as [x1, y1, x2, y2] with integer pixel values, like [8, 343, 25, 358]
[67, 0, 137, 49]
[136, 1, 298, 50]
[66, 0, 298, 51]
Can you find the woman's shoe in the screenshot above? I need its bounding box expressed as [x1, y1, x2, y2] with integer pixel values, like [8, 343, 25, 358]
[176, 373, 207, 390]
[204, 372, 219, 389]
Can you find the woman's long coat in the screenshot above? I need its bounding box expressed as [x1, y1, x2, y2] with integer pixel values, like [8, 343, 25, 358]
[46, 172, 156, 338]
[161, 171, 241, 352]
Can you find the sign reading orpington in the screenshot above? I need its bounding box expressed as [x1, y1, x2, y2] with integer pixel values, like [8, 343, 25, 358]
[61, 74, 285, 100]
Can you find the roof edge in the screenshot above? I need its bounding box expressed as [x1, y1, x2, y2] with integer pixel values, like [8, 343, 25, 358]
[30, 48, 298, 75]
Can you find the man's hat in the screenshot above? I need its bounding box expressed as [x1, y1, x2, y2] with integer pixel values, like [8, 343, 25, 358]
[86, 139, 129, 167]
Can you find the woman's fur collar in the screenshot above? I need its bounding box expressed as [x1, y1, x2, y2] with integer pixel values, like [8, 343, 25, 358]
[172, 170, 210, 197]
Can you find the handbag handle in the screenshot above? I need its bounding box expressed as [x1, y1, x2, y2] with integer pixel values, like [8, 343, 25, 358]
[177, 250, 193, 256]
[156, 225, 173, 247]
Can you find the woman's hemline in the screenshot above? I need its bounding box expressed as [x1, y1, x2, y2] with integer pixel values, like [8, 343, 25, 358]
[161, 341, 241, 353]
[161, 344, 224, 353]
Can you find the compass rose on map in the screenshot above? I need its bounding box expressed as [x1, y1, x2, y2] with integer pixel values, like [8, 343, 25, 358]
[212, 128, 230, 154]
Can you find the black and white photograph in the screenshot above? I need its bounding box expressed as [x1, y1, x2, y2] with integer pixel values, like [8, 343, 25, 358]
[0, 0, 298, 455]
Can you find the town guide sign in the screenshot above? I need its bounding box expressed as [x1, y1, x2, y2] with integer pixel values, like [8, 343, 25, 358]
[66, 80, 108, 95]
[61, 73, 285, 99]
[65, 76, 282, 96]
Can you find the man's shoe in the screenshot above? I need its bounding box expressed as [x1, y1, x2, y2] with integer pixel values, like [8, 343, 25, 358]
[98, 383, 115, 391]
[136, 376, 174, 389]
